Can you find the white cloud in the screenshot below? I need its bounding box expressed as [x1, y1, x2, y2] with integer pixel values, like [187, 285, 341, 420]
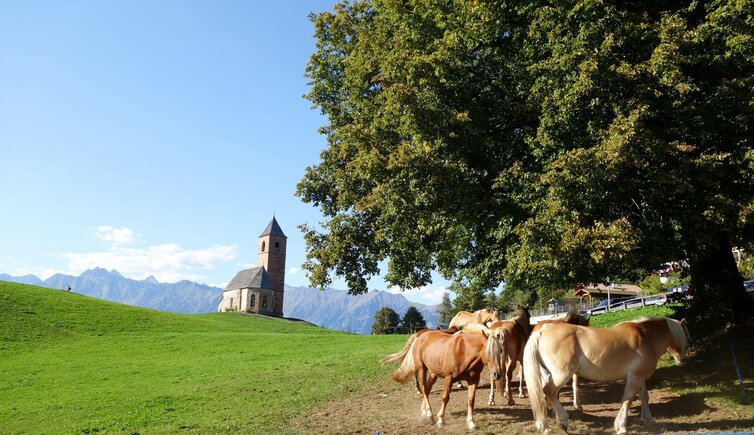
[288, 267, 299, 274]
[387, 284, 449, 305]
[63, 243, 237, 283]
[95, 226, 137, 244]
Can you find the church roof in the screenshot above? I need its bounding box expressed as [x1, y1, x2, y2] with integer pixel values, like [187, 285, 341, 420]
[224, 267, 273, 291]
[259, 216, 287, 238]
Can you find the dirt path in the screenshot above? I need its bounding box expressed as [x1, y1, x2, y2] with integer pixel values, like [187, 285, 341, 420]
[294, 334, 754, 435]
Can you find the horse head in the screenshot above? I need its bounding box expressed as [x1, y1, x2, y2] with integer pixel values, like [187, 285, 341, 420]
[477, 307, 501, 325]
[481, 329, 506, 381]
[666, 317, 691, 366]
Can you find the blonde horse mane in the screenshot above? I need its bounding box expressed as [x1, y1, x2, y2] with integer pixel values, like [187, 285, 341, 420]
[665, 317, 690, 350]
[484, 329, 504, 362]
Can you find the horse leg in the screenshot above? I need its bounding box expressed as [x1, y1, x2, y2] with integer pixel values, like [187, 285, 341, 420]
[505, 359, 516, 405]
[466, 381, 478, 430]
[572, 374, 582, 410]
[614, 375, 644, 435]
[436, 376, 453, 428]
[544, 372, 571, 432]
[488, 374, 501, 406]
[639, 382, 657, 427]
[518, 360, 526, 398]
[417, 365, 435, 423]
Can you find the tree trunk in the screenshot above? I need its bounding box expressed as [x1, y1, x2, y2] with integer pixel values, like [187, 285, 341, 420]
[687, 233, 753, 324]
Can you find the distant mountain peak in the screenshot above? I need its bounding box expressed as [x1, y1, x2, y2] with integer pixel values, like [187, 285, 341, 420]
[81, 267, 107, 277]
[144, 275, 159, 284]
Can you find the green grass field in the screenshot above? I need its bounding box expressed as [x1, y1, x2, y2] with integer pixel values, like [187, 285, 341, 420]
[0, 282, 405, 434]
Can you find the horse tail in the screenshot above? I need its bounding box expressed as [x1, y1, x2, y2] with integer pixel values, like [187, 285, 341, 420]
[390, 338, 418, 383]
[524, 329, 549, 433]
[381, 332, 419, 365]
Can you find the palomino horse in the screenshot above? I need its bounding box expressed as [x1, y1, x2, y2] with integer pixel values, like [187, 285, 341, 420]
[524, 317, 690, 434]
[448, 308, 501, 329]
[531, 310, 590, 410]
[386, 328, 505, 429]
[487, 305, 531, 406]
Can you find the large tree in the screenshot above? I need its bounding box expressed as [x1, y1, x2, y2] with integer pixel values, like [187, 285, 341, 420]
[437, 292, 455, 326]
[400, 306, 427, 333]
[299, 0, 754, 322]
[371, 306, 400, 334]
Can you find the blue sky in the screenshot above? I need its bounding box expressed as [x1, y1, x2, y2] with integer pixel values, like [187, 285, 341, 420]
[0, 1, 450, 305]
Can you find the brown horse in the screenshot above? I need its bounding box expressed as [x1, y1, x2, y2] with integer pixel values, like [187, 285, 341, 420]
[387, 328, 505, 429]
[531, 310, 590, 409]
[448, 308, 501, 329]
[524, 317, 690, 434]
[381, 326, 459, 394]
[487, 305, 532, 406]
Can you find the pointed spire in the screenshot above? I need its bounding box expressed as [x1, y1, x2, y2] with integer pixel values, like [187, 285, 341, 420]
[259, 216, 287, 238]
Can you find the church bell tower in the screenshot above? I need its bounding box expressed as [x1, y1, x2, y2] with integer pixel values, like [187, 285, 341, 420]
[257, 216, 286, 316]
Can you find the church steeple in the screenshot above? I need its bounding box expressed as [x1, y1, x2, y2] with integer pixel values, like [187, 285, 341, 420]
[259, 215, 286, 238]
[257, 216, 286, 316]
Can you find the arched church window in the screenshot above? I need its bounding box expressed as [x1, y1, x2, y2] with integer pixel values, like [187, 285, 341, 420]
[274, 241, 279, 249]
[261, 241, 266, 252]
[262, 295, 268, 309]
[250, 294, 256, 307]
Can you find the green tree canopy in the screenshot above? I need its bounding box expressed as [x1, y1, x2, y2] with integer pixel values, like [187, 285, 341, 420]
[371, 306, 400, 334]
[400, 306, 427, 333]
[300, 0, 754, 322]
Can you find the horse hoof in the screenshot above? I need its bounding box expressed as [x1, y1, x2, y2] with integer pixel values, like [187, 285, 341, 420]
[467, 421, 477, 430]
[507, 399, 515, 406]
[436, 420, 445, 429]
[559, 422, 568, 432]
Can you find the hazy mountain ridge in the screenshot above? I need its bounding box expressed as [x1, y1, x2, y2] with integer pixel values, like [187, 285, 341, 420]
[1, 270, 439, 334]
[284, 286, 439, 334]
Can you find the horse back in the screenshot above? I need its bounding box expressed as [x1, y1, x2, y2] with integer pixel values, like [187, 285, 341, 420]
[538, 322, 665, 381]
[414, 330, 487, 379]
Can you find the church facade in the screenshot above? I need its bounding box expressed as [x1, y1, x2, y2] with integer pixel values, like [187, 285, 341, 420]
[217, 216, 287, 317]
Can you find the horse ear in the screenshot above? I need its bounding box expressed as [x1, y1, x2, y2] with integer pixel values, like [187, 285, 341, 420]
[680, 318, 687, 325]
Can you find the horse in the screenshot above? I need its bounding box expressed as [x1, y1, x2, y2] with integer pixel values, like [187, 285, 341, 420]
[448, 307, 501, 329]
[381, 326, 460, 395]
[524, 317, 690, 434]
[487, 305, 531, 406]
[387, 328, 505, 430]
[531, 309, 590, 410]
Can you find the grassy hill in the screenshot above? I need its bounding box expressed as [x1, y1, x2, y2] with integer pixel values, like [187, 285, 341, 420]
[0, 281, 405, 434]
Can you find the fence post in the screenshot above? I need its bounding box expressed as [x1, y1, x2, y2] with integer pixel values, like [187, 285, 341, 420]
[729, 340, 746, 396]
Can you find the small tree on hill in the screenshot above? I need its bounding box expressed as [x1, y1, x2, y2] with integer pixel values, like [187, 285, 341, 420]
[401, 306, 426, 333]
[371, 307, 400, 335]
[438, 292, 455, 326]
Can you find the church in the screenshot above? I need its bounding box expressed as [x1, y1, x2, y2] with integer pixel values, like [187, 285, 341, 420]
[217, 216, 286, 317]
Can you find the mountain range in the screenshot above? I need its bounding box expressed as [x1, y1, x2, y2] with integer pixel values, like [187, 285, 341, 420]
[0, 269, 439, 334]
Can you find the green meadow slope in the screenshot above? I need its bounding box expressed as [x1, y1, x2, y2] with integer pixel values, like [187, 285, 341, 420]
[0, 281, 405, 434]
